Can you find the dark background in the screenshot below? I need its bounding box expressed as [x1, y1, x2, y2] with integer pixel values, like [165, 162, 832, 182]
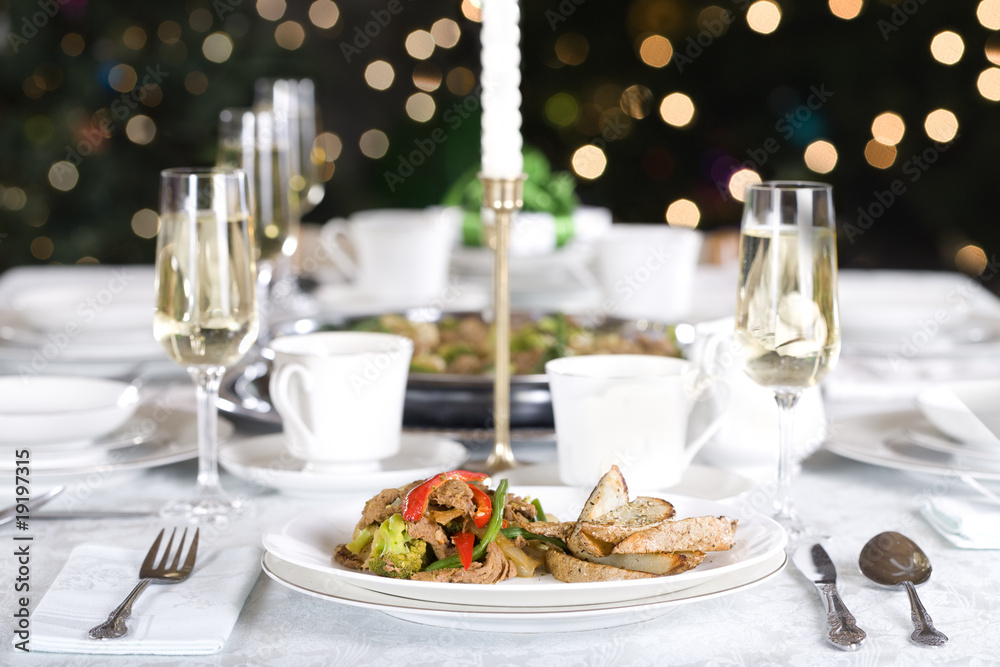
[0, 0, 996, 280]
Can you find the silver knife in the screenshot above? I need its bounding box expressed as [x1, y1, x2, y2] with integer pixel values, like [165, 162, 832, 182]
[1, 511, 157, 525]
[0, 486, 64, 526]
[792, 543, 867, 651]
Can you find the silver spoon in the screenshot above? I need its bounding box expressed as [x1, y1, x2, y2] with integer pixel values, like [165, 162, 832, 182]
[858, 531, 949, 647]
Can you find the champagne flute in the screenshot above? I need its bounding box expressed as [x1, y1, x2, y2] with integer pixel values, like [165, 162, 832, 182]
[254, 77, 325, 216]
[734, 181, 840, 537]
[154, 167, 258, 523]
[217, 107, 299, 344]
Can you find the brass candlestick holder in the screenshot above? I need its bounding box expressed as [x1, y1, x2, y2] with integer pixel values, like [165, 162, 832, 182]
[480, 174, 525, 472]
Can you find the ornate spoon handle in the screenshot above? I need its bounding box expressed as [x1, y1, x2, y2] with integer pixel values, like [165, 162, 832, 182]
[818, 583, 867, 650]
[88, 579, 152, 640]
[903, 581, 948, 647]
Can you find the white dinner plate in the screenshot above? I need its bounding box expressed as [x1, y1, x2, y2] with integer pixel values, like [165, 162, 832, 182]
[261, 549, 786, 633]
[825, 410, 1000, 481]
[219, 433, 469, 497]
[261, 488, 786, 608]
[901, 426, 1000, 461]
[500, 463, 753, 502]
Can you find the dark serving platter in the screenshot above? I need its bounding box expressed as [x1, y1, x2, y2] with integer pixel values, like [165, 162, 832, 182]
[217, 312, 676, 431]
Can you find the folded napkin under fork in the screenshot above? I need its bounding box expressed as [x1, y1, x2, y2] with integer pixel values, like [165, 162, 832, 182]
[30, 543, 260, 655]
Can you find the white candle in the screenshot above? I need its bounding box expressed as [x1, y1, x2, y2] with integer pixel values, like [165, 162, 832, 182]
[480, 0, 523, 179]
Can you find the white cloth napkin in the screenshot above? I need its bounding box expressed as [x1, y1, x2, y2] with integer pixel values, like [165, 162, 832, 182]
[31, 543, 261, 655]
[921, 497, 1000, 549]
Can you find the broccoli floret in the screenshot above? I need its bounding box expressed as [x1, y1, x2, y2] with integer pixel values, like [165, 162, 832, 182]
[366, 513, 428, 579]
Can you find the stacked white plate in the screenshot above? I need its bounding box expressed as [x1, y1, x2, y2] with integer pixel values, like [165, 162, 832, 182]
[260, 488, 787, 632]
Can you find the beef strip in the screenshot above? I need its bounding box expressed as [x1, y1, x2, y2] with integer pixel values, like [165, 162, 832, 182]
[333, 544, 366, 571]
[406, 517, 451, 560]
[355, 487, 401, 532]
[428, 478, 475, 514]
[503, 494, 538, 524]
[410, 541, 516, 584]
[515, 519, 575, 540]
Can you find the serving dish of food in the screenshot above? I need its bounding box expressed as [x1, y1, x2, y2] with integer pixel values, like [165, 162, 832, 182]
[261, 466, 787, 608]
[219, 311, 680, 430]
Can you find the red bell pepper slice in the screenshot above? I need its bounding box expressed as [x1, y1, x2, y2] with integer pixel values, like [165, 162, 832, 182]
[469, 484, 492, 529]
[453, 532, 475, 570]
[401, 470, 489, 522]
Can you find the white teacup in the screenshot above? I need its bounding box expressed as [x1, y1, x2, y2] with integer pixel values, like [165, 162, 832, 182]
[546, 355, 726, 489]
[320, 208, 455, 302]
[268, 332, 413, 470]
[596, 224, 704, 322]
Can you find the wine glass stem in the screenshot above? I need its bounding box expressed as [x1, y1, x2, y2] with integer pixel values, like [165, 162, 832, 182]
[189, 366, 225, 495]
[256, 261, 275, 346]
[774, 390, 801, 521]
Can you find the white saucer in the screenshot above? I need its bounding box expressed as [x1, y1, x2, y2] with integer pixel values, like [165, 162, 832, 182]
[219, 432, 469, 497]
[312, 282, 490, 317]
[500, 463, 752, 502]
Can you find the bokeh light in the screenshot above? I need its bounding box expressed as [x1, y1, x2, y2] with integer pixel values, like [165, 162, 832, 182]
[697, 6, 731, 34]
[666, 199, 701, 228]
[202, 33, 234, 63]
[158, 21, 182, 44]
[184, 71, 209, 95]
[461, 0, 482, 22]
[2, 187, 27, 210]
[864, 139, 897, 169]
[405, 93, 436, 122]
[871, 112, 905, 145]
[131, 209, 160, 239]
[555, 33, 589, 66]
[365, 61, 395, 90]
[978, 0, 1000, 30]
[126, 115, 156, 145]
[571, 145, 607, 180]
[275, 21, 305, 49]
[728, 169, 761, 202]
[359, 130, 389, 159]
[978, 68, 1000, 101]
[431, 19, 460, 48]
[804, 140, 838, 173]
[413, 63, 442, 92]
[930, 31, 964, 65]
[828, 0, 863, 20]
[123, 26, 147, 50]
[48, 161, 79, 191]
[257, 0, 286, 21]
[315, 132, 343, 161]
[405, 30, 435, 60]
[30, 237, 54, 260]
[446, 67, 475, 95]
[308, 1, 340, 29]
[924, 109, 958, 142]
[659, 92, 695, 127]
[62, 33, 85, 56]
[956, 244, 988, 275]
[545, 93, 579, 127]
[189, 8, 213, 32]
[108, 64, 137, 93]
[747, 1, 782, 34]
[638, 35, 672, 68]
[620, 85, 653, 119]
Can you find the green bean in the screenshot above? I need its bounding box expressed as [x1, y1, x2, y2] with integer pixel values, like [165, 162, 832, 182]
[500, 526, 566, 552]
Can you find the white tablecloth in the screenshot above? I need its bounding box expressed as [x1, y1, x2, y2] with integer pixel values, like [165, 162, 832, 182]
[3, 267, 1000, 664]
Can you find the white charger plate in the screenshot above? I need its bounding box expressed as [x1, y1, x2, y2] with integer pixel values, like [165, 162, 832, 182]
[261, 549, 786, 633]
[261, 488, 786, 608]
[825, 410, 1000, 481]
[219, 433, 468, 497]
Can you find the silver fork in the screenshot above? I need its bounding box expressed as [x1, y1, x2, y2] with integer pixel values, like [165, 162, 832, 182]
[88, 528, 200, 640]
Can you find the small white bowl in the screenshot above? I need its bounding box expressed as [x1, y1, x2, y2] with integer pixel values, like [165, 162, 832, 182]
[916, 381, 1000, 449]
[0, 376, 141, 446]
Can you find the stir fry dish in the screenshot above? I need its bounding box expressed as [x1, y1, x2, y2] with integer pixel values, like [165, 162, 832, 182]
[351, 313, 680, 376]
[334, 466, 738, 584]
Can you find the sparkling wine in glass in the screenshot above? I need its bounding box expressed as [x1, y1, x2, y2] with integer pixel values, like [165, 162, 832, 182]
[734, 181, 840, 536]
[154, 167, 258, 523]
[217, 107, 299, 344]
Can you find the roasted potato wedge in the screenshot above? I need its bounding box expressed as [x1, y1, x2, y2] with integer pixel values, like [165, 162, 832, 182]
[612, 516, 739, 554]
[545, 549, 659, 583]
[574, 549, 706, 575]
[579, 496, 676, 543]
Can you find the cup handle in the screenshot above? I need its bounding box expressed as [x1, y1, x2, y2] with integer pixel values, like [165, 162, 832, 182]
[319, 219, 358, 280]
[271, 362, 316, 451]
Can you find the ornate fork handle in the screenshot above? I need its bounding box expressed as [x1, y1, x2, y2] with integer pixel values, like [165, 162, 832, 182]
[88, 578, 152, 640]
[818, 583, 867, 650]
